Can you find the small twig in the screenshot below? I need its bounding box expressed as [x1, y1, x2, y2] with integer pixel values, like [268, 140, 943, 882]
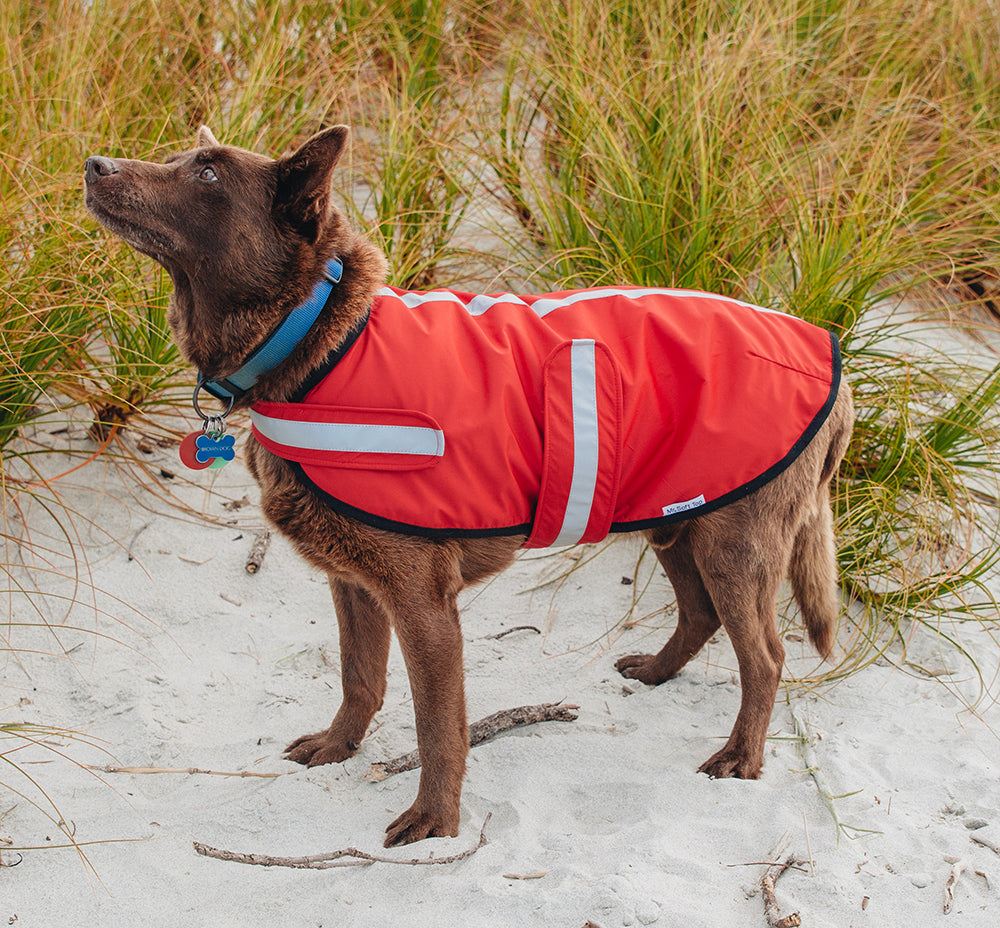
[770, 831, 791, 862]
[970, 829, 1000, 855]
[469, 703, 578, 743]
[193, 812, 491, 870]
[744, 833, 791, 898]
[193, 843, 373, 869]
[943, 856, 968, 914]
[126, 522, 150, 561]
[729, 862, 810, 872]
[0, 821, 22, 869]
[486, 625, 542, 639]
[88, 764, 283, 779]
[222, 495, 251, 511]
[762, 854, 803, 927]
[245, 529, 271, 574]
[366, 703, 579, 781]
[801, 812, 814, 876]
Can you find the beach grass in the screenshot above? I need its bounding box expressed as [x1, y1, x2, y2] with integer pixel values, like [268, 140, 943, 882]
[3, 0, 1000, 844]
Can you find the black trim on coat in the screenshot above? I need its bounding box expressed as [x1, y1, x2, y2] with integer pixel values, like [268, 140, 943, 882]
[287, 331, 844, 544]
[290, 460, 533, 539]
[607, 330, 844, 533]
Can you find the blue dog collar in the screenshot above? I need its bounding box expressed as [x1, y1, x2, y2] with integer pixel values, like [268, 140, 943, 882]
[199, 257, 343, 403]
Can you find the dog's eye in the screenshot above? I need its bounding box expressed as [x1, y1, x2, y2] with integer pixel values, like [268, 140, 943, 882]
[199, 166, 218, 182]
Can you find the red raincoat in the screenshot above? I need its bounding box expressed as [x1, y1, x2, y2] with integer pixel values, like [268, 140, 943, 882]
[250, 285, 840, 548]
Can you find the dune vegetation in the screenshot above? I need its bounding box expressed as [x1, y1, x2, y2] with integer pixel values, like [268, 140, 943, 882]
[3, 0, 1000, 850]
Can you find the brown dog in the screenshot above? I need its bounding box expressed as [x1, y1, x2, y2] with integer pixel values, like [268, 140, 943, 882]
[84, 125, 854, 846]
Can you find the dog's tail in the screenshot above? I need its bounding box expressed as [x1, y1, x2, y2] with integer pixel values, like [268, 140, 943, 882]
[789, 498, 839, 660]
[789, 380, 854, 660]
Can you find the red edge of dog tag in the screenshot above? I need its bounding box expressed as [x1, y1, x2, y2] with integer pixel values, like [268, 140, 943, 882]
[179, 431, 211, 470]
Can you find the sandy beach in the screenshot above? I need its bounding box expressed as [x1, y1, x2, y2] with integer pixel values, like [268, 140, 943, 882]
[2, 399, 998, 928]
[7, 2, 1000, 924]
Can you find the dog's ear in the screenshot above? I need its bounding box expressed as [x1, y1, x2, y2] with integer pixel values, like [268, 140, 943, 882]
[274, 125, 350, 242]
[197, 125, 220, 148]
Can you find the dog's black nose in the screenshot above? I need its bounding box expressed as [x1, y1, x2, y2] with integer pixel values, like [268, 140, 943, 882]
[85, 156, 119, 182]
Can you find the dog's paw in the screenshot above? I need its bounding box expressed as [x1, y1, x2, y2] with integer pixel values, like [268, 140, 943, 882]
[383, 803, 459, 847]
[284, 730, 359, 767]
[698, 748, 763, 780]
[615, 653, 673, 686]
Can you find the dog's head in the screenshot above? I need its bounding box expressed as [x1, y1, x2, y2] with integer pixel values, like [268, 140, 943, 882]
[85, 124, 349, 290]
[85, 126, 378, 381]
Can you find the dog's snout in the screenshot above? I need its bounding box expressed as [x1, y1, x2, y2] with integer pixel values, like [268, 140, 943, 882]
[85, 156, 119, 182]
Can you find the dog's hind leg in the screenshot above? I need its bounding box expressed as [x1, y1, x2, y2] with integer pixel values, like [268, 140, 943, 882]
[616, 529, 721, 684]
[688, 508, 793, 779]
[285, 577, 391, 766]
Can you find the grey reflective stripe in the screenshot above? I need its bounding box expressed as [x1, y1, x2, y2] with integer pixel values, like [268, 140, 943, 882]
[384, 288, 466, 310]
[528, 287, 783, 318]
[250, 409, 445, 456]
[380, 288, 530, 316]
[552, 339, 600, 546]
[377, 285, 783, 318]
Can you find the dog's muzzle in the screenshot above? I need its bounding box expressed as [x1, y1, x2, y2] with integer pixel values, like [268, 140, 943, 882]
[84, 156, 119, 182]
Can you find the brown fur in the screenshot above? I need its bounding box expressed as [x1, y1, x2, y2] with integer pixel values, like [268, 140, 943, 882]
[85, 126, 855, 845]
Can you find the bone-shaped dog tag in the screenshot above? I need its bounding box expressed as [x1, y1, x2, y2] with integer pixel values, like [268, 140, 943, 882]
[180, 431, 235, 470]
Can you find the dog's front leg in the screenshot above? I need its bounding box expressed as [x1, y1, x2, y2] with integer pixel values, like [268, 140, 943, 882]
[285, 576, 391, 766]
[381, 568, 468, 847]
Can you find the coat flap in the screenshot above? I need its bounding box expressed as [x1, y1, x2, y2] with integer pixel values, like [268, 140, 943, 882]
[251, 401, 444, 471]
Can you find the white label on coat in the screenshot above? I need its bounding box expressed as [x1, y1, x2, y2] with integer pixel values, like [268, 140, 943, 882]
[661, 495, 706, 517]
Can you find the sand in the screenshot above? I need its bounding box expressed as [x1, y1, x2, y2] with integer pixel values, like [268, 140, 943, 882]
[3, 391, 999, 928]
